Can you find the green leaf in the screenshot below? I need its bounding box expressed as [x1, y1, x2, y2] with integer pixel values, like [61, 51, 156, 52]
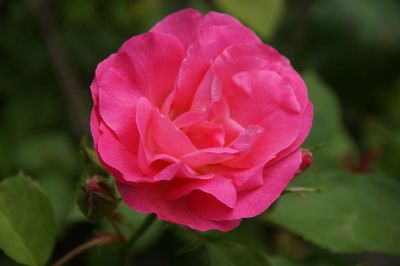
[0, 173, 56, 266]
[266, 172, 400, 255]
[205, 240, 272, 266]
[302, 71, 356, 169]
[271, 255, 349, 266]
[215, 0, 285, 37]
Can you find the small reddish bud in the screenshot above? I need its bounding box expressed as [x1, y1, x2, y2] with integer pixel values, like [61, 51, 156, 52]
[77, 176, 117, 222]
[296, 150, 313, 175]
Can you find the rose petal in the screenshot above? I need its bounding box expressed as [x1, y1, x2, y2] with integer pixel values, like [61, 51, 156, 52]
[97, 122, 147, 182]
[228, 125, 264, 152]
[171, 17, 261, 113]
[183, 121, 225, 149]
[164, 175, 237, 208]
[90, 109, 101, 148]
[219, 70, 302, 168]
[117, 182, 241, 231]
[213, 163, 265, 191]
[267, 102, 313, 166]
[98, 32, 185, 154]
[151, 8, 203, 49]
[189, 149, 302, 221]
[181, 147, 238, 169]
[90, 53, 116, 106]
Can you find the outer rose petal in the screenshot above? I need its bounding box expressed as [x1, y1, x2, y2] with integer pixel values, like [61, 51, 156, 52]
[97, 32, 185, 154]
[164, 175, 237, 208]
[117, 182, 241, 231]
[172, 14, 261, 112]
[90, 53, 116, 147]
[220, 70, 303, 168]
[151, 8, 203, 49]
[268, 102, 313, 166]
[90, 109, 100, 148]
[188, 149, 302, 221]
[90, 54, 116, 106]
[212, 42, 309, 110]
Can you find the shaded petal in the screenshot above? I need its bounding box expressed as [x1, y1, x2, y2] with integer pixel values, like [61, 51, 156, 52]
[164, 175, 237, 208]
[214, 163, 265, 191]
[189, 149, 302, 221]
[117, 182, 241, 231]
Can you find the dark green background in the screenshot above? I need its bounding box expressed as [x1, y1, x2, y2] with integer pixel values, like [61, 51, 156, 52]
[1, 0, 399, 265]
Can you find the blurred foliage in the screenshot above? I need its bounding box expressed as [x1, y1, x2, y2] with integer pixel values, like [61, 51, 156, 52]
[1, 0, 400, 265]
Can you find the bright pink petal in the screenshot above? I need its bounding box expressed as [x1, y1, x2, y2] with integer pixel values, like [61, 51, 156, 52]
[189, 149, 302, 221]
[173, 111, 208, 128]
[214, 163, 265, 191]
[136, 97, 197, 160]
[98, 32, 185, 154]
[212, 42, 309, 110]
[202, 11, 243, 26]
[181, 147, 238, 169]
[151, 8, 203, 49]
[164, 175, 237, 208]
[183, 121, 225, 149]
[90, 109, 101, 148]
[219, 71, 302, 168]
[268, 102, 313, 166]
[228, 125, 264, 152]
[90, 54, 116, 147]
[171, 18, 261, 113]
[151, 104, 197, 158]
[117, 182, 241, 231]
[97, 122, 147, 182]
[215, 117, 245, 145]
[190, 69, 222, 112]
[90, 53, 116, 106]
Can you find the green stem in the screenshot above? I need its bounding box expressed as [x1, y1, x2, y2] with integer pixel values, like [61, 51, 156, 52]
[123, 214, 157, 266]
[108, 216, 126, 243]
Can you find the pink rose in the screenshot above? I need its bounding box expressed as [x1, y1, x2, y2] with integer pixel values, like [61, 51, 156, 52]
[90, 8, 313, 231]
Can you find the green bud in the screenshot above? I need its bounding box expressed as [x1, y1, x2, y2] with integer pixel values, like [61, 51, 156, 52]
[77, 176, 117, 222]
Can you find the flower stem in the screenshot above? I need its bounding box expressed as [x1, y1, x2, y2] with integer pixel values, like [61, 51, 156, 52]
[123, 214, 157, 266]
[108, 216, 126, 243]
[53, 233, 120, 266]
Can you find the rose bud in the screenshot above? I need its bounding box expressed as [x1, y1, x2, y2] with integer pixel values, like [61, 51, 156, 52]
[296, 150, 313, 175]
[90, 9, 313, 231]
[77, 176, 117, 222]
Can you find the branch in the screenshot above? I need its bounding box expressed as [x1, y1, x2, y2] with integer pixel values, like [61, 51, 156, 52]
[29, 0, 90, 135]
